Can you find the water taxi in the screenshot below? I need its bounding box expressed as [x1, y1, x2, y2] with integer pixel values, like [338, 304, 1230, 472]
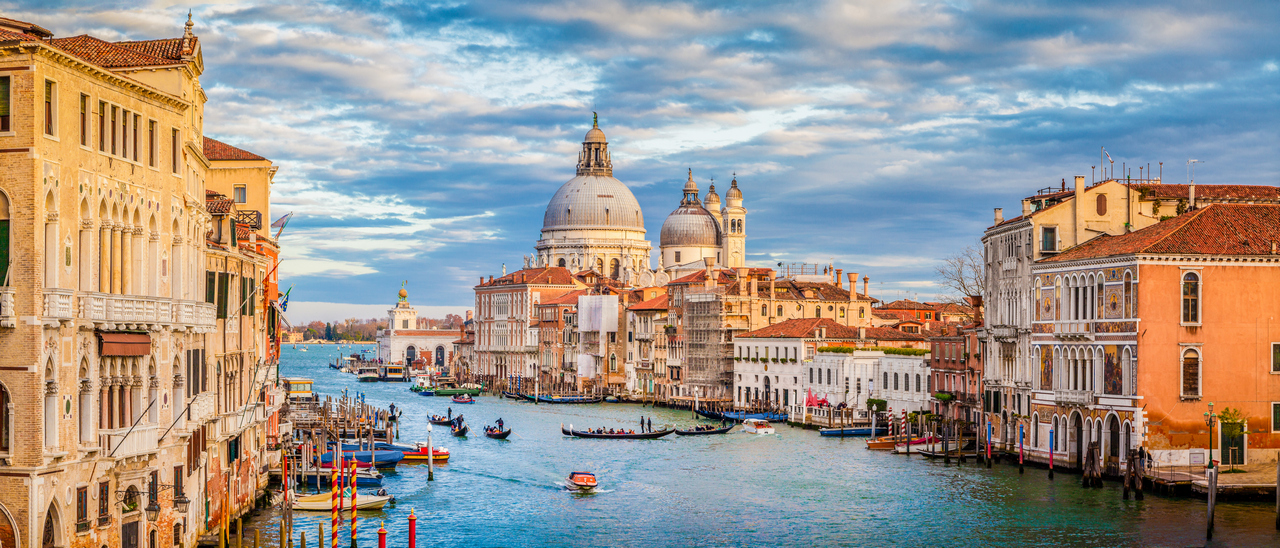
[291, 490, 391, 511]
[282, 377, 317, 404]
[566, 472, 597, 491]
[356, 364, 381, 382]
[742, 419, 775, 435]
[383, 364, 407, 381]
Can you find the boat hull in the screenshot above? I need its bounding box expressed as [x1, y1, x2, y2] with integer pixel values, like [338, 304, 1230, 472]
[292, 493, 391, 512]
[674, 425, 735, 436]
[537, 395, 603, 404]
[561, 426, 673, 439]
[819, 426, 888, 437]
[695, 409, 788, 423]
[319, 450, 404, 468]
[484, 428, 512, 440]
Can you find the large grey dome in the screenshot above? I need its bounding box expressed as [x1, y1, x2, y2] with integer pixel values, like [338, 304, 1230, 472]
[542, 175, 646, 232]
[660, 205, 720, 247]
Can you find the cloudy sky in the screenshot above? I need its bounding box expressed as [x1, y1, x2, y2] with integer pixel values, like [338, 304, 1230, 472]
[11, 1, 1280, 322]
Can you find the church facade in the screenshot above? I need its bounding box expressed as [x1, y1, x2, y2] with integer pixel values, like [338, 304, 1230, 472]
[376, 287, 460, 368]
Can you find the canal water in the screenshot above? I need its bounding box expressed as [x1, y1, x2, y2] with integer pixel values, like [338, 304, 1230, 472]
[248, 346, 1280, 547]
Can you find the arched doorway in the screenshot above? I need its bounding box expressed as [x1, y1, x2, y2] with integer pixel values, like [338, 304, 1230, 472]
[42, 502, 61, 548]
[435, 346, 445, 367]
[763, 375, 771, 403]
[1071, 412, 1083, 469]
[406, 346, 417, 363]
[1108, 415, 1121, 459]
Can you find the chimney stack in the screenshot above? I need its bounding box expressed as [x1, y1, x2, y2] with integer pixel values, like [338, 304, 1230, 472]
[994, 207, 1004, 225]
[848, 273, 858, 296]
[1190, 183, 1197, 210]
[835, 269, 843, 289]
[750, 276, 758, 296]
[736, 268, 748, 296]
[1022, 198, 1032, 217]
[862, 275, 869, 298]
[858, 326, 866, 339]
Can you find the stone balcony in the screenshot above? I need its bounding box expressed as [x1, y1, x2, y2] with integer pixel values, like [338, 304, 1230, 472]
[101, 423, 159, 460]
[635, 331, 654, 340]
[187, 391, 217, 425]
[80, 292, 216, 332]
[1054, 389, 1094, 407]
[43, 288, 76, 325]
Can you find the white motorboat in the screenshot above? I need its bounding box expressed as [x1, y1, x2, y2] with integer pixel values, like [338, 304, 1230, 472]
[742, 419, 775, 435]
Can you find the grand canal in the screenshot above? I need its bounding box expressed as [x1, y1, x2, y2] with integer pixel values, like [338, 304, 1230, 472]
[249, 346, 1280, 547]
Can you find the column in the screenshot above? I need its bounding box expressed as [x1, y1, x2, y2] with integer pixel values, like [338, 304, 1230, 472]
[120, 226, 132, 295]
[99, 223, 112, 293]
[132, 228, 143, 295]
[111, 227, 123, 294]
[79, 221, 94, 291]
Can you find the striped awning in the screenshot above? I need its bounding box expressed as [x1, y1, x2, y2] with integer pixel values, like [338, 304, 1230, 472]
[98, 332, 151, 357]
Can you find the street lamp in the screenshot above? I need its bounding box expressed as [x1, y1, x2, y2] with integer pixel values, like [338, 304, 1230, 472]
[173, 493, 191, 513]
[1203, 402, 1217, 469]
[145, 500, 161, 522]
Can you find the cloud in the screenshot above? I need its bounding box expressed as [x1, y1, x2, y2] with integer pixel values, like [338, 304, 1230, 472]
[10, 0, 1280, 307]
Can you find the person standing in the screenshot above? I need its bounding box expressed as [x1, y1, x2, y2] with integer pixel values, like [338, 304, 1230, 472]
[640, 416, 646, 433]
[647, 417, 653, 433]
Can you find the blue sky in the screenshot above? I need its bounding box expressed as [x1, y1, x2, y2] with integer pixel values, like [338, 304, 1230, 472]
[11, 1, 1280, 322]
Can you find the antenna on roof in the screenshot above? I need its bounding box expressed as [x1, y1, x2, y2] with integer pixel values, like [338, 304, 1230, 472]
[1187, 159, 1203, 184]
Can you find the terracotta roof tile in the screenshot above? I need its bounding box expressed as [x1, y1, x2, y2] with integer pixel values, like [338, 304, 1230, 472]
[0, 17, 52, 39]
[479, 266, 578, 287]
[1041, 204, 1280, 263]
[207, 197, 233, 214]
[1132, 184, 1280, 202]
[0, 27, 39, 42]
[878, 299, 934, 311]
[204, 136, 267, 161]
[628, 294, 668, 311]
[736, 318, 860, 339]
[114, 37, 192, 61]
[540, 289, 588, 306]
[48, 35, 178, 68]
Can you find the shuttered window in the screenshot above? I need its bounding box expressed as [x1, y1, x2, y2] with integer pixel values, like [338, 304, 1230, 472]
[0, 76, 9, 132]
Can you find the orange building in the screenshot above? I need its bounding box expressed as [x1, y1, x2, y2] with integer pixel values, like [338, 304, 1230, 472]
[1028, 203, 1280, 470]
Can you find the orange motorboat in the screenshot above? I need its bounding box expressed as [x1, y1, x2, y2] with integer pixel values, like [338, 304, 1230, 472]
[566, 471, 597, 491]
[866, 435, 937, 450]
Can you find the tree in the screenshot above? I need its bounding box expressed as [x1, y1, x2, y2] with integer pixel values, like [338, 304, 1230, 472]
[935, 244, 985, 305]
[325, 322, 333, 341]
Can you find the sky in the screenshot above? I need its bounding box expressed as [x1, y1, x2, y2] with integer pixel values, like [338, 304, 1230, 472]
[10, 0, 1280, 323]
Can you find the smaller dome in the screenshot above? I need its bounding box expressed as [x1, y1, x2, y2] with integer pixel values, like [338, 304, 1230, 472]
[661, 205, 721, 247]
[726, 176, 742, 201]
[705, 183, 721, 207]
[584, 126, 606, 143]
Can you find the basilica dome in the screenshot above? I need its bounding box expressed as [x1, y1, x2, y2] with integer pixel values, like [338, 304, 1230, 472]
[542, 175, 646, 232]
[660, 204, 720, 247]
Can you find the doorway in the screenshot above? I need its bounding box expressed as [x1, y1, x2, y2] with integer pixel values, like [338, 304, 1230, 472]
[1072, 413, 1083, 469]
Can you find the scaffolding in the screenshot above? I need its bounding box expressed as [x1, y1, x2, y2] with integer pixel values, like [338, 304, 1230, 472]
[682, 288, 736, 398]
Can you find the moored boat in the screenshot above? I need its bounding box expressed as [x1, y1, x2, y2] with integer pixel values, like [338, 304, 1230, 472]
[356, 365, 381, 382]
[319, 450, 404, 468]
[819, 426, 888, 437]
[291, 490, 391, 511]
[537, 394, 603, 404]
[566, 471, 597, 491]
[866, 435, 937, 450]
[372, 442, 449, 462]
[561, 424, 673, 439]
[451, 394, 475, 404]
[696, 409, 789, 423]
[501, 391, 525, 400]
[742, 419, 775, 435]
[674, 423, 735, 436]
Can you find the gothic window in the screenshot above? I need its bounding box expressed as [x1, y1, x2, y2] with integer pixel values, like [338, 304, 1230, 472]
[815, 306, 821, 318]
[1182, 272, 1199, 323]
[609, 354, 617, 372]
[1123, 272, 1133, 318]
[859, 307, 865, 319]
[761, 304, 767, 316]
[1181, 348, 1200, 398]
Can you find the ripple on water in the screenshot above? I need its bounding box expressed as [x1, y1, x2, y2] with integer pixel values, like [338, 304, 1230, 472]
[246, 347, 1280, 547]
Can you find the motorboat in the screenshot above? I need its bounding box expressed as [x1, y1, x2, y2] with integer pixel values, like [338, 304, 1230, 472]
[561, 424, 673, 439]
[319, 450, 404, 468]
[383, 364, 408, 381]
[674, 423, 735, 436]
[742, 419, 775, 435]
[866, 435, 937, 450]
[566, 472, 597, 492]
[697, 409, 788, 423]
[356, 365, 381, 382]
[295, 466, 383, 488]
[373, 442, 449, 462]
[451, 394, 475, 404]
[291, 490, 391, 512]
[819, 426, 888, 437]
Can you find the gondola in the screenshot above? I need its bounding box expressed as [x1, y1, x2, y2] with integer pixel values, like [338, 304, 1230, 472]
[501, 391, 525, 400]
[561, 424, 674, 439]
[451, 423, 469, 437]
[429, 414, 458, 426]
[674, 424, 735, 436]
[517, 393, 537, 402]
[484, 427, 512, 440]
[695, 409, 789, 423]
[537, 395, 603, 404]
[819, 426, 887, 437]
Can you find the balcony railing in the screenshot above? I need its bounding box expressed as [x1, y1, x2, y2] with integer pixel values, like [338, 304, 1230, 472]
[235, 210, 263, 230]
[0, 287, 13, 328]
[43, 288, 75, 321]
[1054, 389, 1093, 407]
[81, 293, 216, 331]
[187, 392, 216, 424]
[101, 424, 159, 460]
[635, 331, 654, 340]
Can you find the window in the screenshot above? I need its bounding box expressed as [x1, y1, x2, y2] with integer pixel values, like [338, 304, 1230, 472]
[815, 306, 821, 318]
[132, 114, 139, 161]
[1272, 343, 1280, 373]
[171, 128, 180, 174]
[216, 272, 230, 319]
[1041, 226, 1057, 252]
[98, 482, 110, 521]
[761, 304, 767, 316]
[859, 307, 865, 319]
[777, 305, 783, 317]
[674, 251, 681, 263]
[1096, 194, 1107, 215]
[809, 368, 813, 383]
[883, 372, 888, 390]
[609, 354, 617, 372]
[609, 332, 616, 343]
[76, 486, 88, 526]
[1181, 348, 1200, 398]
[204, 271, 216, 304]
[916, 374, 921, 392]
[111, 106, 118, 155]
[44, 80, 57, 136]
[79, 94, 88, 145]
[1274, 403, 1280, 433]
[401, 319, 408, 329]
[98, 101, 106, 150]
[839, 307, 845, 318]
[1182, 272, 1199, 323]
[0, 76, 9, 132]
[148, 121, 156, 166]
[893, 373, 899, 390]
[121, 109, 129, 158]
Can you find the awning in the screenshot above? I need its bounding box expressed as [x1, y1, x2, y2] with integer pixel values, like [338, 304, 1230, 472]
[98, 332, 151, 357]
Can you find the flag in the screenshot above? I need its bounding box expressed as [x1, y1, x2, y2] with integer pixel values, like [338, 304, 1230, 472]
[1103, 149, 1113, 163]
[278, 285, 292, 312]
[270, 212, 293, 229]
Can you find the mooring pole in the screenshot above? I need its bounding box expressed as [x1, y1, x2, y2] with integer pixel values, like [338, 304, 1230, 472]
[1206, 466, 1217, 540]
[1049, 429, 1055, 480]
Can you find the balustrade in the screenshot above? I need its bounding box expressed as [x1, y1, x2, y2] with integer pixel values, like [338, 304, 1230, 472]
[43, 288, 76, 321]
[101, 424, 159, 460]
[1054, 389, 1093, 407]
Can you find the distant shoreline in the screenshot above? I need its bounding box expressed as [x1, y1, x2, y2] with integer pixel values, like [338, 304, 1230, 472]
[285, 340, 377, 345]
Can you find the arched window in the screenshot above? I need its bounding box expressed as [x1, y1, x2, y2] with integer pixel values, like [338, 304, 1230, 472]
[826, 369, 831, 385]
[859, 307, 865, 318]
[1182, 272, 1199, 323]
[839, 307, 845, 318]
[609, 354, 617, 372]
[1096, 194, 1107, 215]
[777, 305, 783, 317]
[1123, 272, 1133, 318]
[557, 258, 566, 268]
[1181, 348, 1200, 397]
[609, 258, 620, 279]
[883, 372, 888, 391]
[915, 374, 921, 392]
[761, 304, 767, 316]
[814, 306, 821, 318]
[893, 373, 899, 391]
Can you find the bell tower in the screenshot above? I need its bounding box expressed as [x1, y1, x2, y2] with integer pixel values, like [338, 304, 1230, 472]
[721, 175, 747, 268]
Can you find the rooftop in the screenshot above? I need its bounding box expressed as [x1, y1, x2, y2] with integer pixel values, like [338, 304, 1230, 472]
[204, 136, 268, 162]
[1041, 203, 1280, 263]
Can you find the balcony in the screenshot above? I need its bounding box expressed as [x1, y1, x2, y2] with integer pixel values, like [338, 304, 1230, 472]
[0, 287, 13, 328]
[101, 424, 159, 460]
[76, 293, 217, 332]
[43, 288, 75, 324]
[1054, 389, 1094, 407]
[187, 392, 216, 424]
[635, 331, 654, 341]
[1054, 321, 1094, 340]
[1001, 257, 1018, 271]
[235, 210, 263, 230]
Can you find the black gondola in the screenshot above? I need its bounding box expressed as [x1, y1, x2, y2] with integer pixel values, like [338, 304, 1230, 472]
[430, 414, 458, 426]
[484, 427, 512, 440]
[501, 391, 525, 400]
[517, 393, 537, 402]
[452, 423, 469, 437]
[674, 424, 735, 436]
[561, 425, 674, 439]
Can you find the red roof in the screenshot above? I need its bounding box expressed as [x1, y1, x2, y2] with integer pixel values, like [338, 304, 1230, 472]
[878, 299, 933, 311]
[1041, 203, 1280, 263]
[737, 318, 860, 339]
[48, 35, 179, 68]
[0, 16, 52, 39]
[862, 327, 927, 341]
[478, 267, 578, 287]
[204, 136, 267, 161]
[1132, 184, 1280, 202]
[628, 294, 669, 311]
[540, 289, 588, 306]
[114, 37, 192, 62]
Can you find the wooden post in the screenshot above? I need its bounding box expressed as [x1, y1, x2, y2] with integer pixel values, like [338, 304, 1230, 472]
[1207, 467, 1217, 540]
[318, 523, 325, 548]
[300, 532, 306, 548]
[254, 529, 260, 548]
[237, 518, 243, 548]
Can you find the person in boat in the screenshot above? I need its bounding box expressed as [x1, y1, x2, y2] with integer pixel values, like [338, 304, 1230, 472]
[447, 407, 452, 419]
[496, 418, 504, 430]
[648, 417, 653, 432]
[640, 415, 645, 433]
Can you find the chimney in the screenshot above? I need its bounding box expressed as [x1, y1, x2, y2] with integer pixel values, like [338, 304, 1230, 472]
[835, 269, 843, 289]
[862, 275, 869, 298]
[488, 275, 493, 283]
[1189, 183, 1197, 210]
[848, 273, 858, 297]
[858, 326, 866, 339]
[750, 276, 758, 296]
[1272, 240, 1277, 255]
[1075, 175, 1085, 195]
[1021, 198, 1032, 217]
[479, 276, 484, 285]
[736, 268, 748, 296]
[994, 207, 1004, 225]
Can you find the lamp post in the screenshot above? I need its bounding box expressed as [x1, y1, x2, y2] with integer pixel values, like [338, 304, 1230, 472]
[1203, 402, 1218, 470]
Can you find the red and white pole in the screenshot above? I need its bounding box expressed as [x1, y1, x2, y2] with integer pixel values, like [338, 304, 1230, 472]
[350, 462, 358, 548]
[330, 470, 338, 548]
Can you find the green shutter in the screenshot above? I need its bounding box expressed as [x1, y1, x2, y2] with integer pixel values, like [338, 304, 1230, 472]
[217, 273, 229, 319]
[0, 220, 8, 286]
[205, 271, 216, 304]
[0, 77, 9, 117]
